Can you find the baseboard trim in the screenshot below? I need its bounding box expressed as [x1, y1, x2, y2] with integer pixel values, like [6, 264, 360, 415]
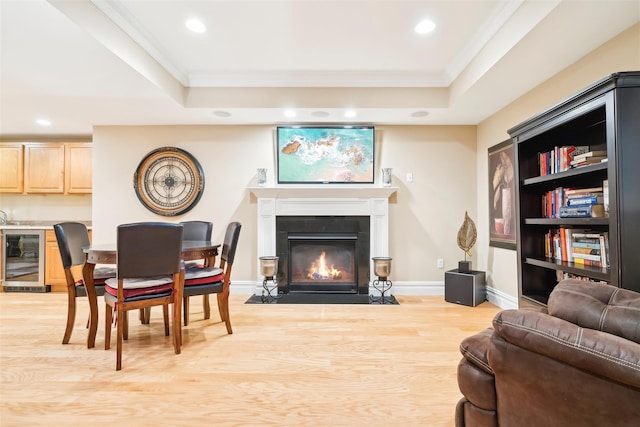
[236, 280, 518, 310]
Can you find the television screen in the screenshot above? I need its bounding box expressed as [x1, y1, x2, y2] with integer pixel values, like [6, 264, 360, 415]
[276, 125, 375, 184]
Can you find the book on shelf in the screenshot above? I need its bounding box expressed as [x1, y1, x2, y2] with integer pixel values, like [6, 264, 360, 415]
[570, 156, 607, 167]
[556, 270, 609, 285]
[567, 195, 604, 206]
[572, 150, 607, 161]
[603, 180, 609, 213]
[558, 204, 605, 218]
[599, 232, 610, 267]
[564, 186, 603, 195]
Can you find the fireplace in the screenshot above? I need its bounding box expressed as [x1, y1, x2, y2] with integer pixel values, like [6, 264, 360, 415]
[276, 216, 370, 295]
[250, 186, 396, 297]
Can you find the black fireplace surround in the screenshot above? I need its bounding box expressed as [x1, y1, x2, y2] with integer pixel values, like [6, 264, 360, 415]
[276, 216, 370, 295]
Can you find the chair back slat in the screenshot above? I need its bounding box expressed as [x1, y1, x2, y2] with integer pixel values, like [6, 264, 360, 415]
[54, 222, 90, 269]
[116, 222, 183, 278]
[180, 221, 213, 241]
[221, 222, 242, 266]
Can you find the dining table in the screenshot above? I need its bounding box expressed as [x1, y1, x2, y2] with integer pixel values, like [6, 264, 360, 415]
[82, 240, 220, 349]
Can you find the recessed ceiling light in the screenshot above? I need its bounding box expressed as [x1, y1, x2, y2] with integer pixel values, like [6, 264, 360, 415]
[344, 110, 357, 118]
[284, 110, 297, 118]
[185, 18, 206, 33]
[415, 19, 436, 35]
[311, 111, 330, 118]
[213, 110, 231, 118]
[410, 111, 429, 118]
[35, 118, 51, 126]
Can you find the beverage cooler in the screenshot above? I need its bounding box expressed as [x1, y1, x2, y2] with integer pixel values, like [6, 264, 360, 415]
[2, 229, 49, 292]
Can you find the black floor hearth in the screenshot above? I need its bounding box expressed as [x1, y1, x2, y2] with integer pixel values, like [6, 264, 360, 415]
[245, 293, 399, 305]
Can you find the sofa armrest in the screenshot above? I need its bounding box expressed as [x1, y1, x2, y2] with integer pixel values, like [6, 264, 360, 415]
[459, 328, 494, 375]
[457, 328, 497, 415]
[493, 309, 640, 389]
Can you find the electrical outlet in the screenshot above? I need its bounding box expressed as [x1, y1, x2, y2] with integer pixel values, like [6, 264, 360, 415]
[437, 258, 444, 269]
[406, 172, 413, 182]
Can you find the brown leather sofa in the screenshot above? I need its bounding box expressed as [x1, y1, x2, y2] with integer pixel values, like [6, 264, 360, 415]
[455, 279, 640, 427]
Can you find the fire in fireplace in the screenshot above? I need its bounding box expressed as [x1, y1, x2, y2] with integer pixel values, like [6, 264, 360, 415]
[307, 251, 345, 281]
[276, 216, 370, 295]
[289, 234, 357, 292]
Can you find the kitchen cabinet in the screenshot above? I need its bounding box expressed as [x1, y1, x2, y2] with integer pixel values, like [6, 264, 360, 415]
[0, 142, 92, 194]
[24, 143, 65, 193]
[0, 143, 24, 193]
[65, 143, 92, 194]
[45, 228, 92, 292]
[45, 230, 66, 292]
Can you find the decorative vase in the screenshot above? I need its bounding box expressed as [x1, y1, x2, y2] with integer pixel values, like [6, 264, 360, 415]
[502, 187, 512, 235]
[382, 168, 392, 187]
[257, 168, 267, 186]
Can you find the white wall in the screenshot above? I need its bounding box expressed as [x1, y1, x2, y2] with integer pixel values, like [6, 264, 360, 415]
[475, 23, 640, 303]
[92, 125, 478, 290]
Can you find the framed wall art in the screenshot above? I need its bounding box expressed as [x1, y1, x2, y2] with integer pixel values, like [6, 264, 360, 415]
[488, 139, 516, 250]
[276, 125, 375, 184]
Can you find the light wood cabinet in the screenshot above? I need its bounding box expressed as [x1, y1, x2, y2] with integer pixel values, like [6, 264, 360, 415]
[0, 143, 24, 193]
[45, 229, 92, 292]
[65, 143, 92, 194]
[0, 142, 92, 194]
[45, 230, 66, 292]
[24, 143, 65, 193]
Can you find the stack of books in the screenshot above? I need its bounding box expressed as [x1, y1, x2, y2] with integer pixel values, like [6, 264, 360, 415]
[570, 150, 607, 168]
[543, 185, 606, 218]
[545, 228, 609, 267]
[571, 231, 609, 267]
[558, 186, 605, 218]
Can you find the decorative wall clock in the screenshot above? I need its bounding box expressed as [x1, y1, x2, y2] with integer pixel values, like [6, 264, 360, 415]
[133, 147, 205, 216]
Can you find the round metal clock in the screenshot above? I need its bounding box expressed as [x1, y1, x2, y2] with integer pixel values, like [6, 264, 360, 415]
[133, 147, 205, 216]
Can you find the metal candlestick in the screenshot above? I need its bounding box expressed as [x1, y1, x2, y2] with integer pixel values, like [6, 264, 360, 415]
[259, 256, 280, 303]
[370, 257, 393, 304]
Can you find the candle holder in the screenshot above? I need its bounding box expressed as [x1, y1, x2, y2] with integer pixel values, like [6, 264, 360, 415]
[370, 257, 393, 304]
[259, 256, 280, 302]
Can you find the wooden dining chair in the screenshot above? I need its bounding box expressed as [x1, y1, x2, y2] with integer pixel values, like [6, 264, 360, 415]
[182, 221, 241, 332]
[180, 220, 213, 241]
[54, 222, 116, 345]
[103, 222, 185, 370]
[179, 220, 214, 325]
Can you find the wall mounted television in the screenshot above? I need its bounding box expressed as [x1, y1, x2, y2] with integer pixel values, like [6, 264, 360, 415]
[276, 125, 375, 184]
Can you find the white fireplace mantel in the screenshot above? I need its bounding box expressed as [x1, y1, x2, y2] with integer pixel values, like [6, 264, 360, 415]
[248, 185, 398, 199]
[249, 185, 398, 295]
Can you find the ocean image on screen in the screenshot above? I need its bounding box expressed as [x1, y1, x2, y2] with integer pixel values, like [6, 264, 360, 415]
[277, 127, 374, 183]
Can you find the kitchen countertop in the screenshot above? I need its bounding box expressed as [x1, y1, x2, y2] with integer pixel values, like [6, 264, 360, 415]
[0, 220, 92, 230]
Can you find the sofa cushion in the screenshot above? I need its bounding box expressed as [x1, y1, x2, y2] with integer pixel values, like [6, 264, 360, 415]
[493, 309, 640, 389]
[548, 279, 640, 344]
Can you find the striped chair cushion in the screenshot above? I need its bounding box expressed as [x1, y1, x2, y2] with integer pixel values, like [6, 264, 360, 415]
[184, 267, 224, 286]
[104, 276, 174, 298]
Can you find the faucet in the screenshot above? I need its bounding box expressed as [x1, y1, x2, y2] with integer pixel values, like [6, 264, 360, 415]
[0, 210, 7, 225]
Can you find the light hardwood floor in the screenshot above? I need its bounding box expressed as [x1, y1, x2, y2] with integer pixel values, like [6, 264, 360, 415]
[0, 292, 501, 427]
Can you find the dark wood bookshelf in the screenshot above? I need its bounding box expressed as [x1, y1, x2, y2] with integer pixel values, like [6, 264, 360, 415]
[508, 72, 640, 308]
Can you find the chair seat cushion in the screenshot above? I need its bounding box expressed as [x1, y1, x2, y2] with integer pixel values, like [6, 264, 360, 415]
[184, 267, 224, 286]
[104, 276, 174, 298]
[185, 267, 223, 280]
[94, 265, 117, 279]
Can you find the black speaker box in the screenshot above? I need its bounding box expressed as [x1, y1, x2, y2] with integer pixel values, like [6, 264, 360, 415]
[444, 269, 486, 307]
